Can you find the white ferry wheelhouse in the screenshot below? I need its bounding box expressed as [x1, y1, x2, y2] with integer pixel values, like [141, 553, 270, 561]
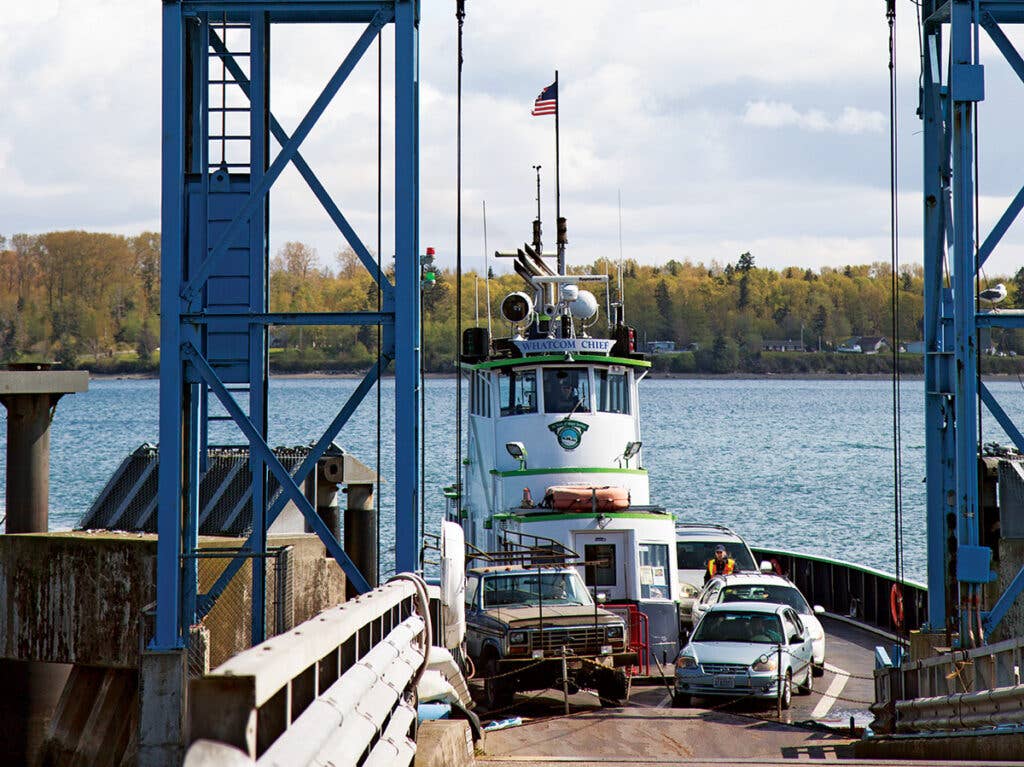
[454, 252, 680, 664]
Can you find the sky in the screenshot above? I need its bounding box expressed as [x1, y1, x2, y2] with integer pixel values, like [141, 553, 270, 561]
[2, 0, 1024, 277]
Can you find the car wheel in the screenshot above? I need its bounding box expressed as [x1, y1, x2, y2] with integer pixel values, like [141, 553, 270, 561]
[597, 672, 627, 707]
[671, 692, 691, 708]
[812, 662, 825, 678]
[482, 655, 513, 710]
[779, 670, 792, 710]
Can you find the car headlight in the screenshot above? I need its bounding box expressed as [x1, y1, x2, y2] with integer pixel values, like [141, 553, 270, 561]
[678, 582, 700, 599]
[509, 631, 528, 645]
[751, 654, 777, 672]
[605, 625, 625, 640]
[675, 654, 698, 669]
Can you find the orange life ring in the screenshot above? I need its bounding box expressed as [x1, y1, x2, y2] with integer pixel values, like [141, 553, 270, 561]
[890, 583, 905, 628]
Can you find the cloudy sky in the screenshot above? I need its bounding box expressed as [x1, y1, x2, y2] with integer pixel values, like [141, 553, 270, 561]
[2, 0, 1024, 276]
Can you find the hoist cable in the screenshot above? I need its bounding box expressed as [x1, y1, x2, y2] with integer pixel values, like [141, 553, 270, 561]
[455, 0, 466, 509]
[887, 0, 908, 647]
[375, 30, 383, 580]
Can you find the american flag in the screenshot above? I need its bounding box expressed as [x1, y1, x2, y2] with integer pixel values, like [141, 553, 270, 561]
[531, 82, 557, 116]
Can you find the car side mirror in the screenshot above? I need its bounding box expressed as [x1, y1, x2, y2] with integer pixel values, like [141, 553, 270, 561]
[759, 560, 774, 573]
[812, 605, 825, 615]
[789, 635, 803, 645]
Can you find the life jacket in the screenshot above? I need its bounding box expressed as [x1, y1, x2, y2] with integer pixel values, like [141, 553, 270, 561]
[707, 557, 735, 577]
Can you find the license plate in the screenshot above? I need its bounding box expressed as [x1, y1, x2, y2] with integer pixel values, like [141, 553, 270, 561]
[713, 675, 735, 689]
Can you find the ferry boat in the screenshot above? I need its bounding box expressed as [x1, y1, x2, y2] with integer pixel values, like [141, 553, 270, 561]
[452, 245, 681, 665]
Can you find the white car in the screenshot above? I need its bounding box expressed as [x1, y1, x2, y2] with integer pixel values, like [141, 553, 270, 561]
[673, 602, 816, 709]
[692, 572, 826, 676]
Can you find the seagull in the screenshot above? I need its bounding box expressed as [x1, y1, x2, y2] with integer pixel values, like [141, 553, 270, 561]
[979, 283, 1007, 305]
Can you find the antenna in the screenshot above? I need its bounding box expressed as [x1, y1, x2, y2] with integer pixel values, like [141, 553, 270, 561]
[483, 200, 492, 336]
[532, 165, 543, 255]
[617, 189, 625, 321]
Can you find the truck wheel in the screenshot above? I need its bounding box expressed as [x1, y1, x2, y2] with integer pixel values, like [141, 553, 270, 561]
[483, 656, 513, 710]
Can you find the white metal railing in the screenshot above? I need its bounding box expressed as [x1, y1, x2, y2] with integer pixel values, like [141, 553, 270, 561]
[897, 683, 1024, 732]
[184, 574, 431, 766]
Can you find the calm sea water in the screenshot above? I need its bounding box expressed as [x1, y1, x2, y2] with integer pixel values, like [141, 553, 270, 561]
[8, 375, 1024, 583]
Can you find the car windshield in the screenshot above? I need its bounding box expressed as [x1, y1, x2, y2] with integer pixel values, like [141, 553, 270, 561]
[676, 540, 756, 570]
[481, 571, 592, 608]
[720, 584, 811, 614]
[692, 611, 783, 644]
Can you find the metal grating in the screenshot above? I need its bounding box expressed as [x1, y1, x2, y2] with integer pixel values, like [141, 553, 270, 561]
[78, 444, 312, 536]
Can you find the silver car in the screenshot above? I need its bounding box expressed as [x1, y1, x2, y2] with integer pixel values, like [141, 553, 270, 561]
[691, 573, 826, 676]
[673, 602, 815, 709]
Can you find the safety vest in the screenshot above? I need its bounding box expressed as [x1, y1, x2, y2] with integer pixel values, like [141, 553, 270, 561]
[707, 557, 735, 578]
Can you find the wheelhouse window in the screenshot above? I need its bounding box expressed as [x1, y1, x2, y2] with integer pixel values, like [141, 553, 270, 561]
[542, 367, 591, 413]
[639, 542, 670, 600]
[597, 368, 630, 414]
[498, 369, 537, 416]
[470, 371, 491, 417]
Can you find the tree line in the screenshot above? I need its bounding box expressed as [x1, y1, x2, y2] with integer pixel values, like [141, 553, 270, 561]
[3, 232, 1024, 374]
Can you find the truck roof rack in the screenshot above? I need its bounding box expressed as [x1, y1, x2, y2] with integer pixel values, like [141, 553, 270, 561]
[466, 529, 582, 568]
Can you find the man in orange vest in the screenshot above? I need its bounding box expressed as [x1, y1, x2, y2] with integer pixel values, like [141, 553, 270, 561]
[705, 545, 736, 583]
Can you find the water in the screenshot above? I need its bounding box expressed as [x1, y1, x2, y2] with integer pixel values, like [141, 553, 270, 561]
[8, 375, 1024, 582]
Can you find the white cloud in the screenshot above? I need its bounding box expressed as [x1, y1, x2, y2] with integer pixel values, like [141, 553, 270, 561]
[743, 101, 885, 134]
[1, 0, 1021, 277]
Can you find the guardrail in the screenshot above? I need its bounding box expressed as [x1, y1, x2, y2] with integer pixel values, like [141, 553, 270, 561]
[896, 683, 1024, 732]
[751, 546, 927, 637]
[184, 574, 431, 766]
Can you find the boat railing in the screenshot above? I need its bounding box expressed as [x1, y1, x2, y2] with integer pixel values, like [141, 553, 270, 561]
[751, 546, 927, 638]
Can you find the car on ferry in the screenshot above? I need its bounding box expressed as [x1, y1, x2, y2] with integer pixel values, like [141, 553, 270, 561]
[691, 572, 826, 676]
[672, 602, 815, 709]
[675, 523, 762, 629]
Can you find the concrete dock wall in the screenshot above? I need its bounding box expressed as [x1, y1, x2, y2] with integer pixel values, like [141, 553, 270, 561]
[0, 531, 346, 669]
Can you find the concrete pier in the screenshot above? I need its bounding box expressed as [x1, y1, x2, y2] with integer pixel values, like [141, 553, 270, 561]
[0, 366, 87, 766]
[0, 366, 88, 533]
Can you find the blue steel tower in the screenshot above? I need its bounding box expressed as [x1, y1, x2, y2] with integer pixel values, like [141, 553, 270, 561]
[156, 0, 420, 651]
[922, 0, 1024, 641]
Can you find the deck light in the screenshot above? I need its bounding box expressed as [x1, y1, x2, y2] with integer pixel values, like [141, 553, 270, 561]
[505, 441, 528, 470]
[622, 441, 642, 468]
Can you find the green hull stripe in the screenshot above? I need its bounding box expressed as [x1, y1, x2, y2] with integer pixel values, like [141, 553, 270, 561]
[464, 354, 651, 370]
[491, 467, 648, 477]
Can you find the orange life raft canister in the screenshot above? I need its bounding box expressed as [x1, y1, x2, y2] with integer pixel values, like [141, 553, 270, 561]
[542, 485, 630, 511]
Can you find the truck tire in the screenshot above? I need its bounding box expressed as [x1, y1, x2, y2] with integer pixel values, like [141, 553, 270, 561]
[596, 670, 628, 707]
[671, 692, 691, 708]
[483, 655, 513, 710]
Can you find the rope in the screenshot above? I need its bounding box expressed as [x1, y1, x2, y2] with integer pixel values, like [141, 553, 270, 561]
[455, 0, 466, 511]
[887, 0, 908, 650]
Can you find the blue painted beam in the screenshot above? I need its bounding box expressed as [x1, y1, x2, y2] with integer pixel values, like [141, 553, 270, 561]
[393, 0, 420, 575]
[185, 345, 373, 594]
[155, 0, 187, 651]
[976, 182, 1024, 269]
[181, 311, 394, 326]
[182, 13, 388, 301]
[923, 20, 953, 632]
[976, 311, 1024, 327]
[197, 358, 387, 615]
[206, 29, 394, 300]
[983, 564, 1024, 635]
[980, 384, 1024, 453]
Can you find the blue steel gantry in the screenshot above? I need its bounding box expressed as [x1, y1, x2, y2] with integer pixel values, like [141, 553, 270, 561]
[923, 0, 1024, 642]
[156, 0, 421, 651]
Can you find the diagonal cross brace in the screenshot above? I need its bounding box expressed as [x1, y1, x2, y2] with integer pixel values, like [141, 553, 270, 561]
[195, 353, 390, 616]
[207, 27, 394, 301]
[184, 344, 374, 597]
[182, 12, 389, 301]
[981, 383, 1024, 454]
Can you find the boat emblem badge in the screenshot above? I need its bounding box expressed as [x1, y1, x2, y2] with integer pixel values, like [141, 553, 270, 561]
[548, 419, 589, 450]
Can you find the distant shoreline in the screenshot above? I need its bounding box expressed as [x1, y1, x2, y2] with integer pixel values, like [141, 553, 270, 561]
[85, 370, 942, 382]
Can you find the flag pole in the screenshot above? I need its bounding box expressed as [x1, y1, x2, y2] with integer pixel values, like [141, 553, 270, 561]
[555, 69, 563, 276]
